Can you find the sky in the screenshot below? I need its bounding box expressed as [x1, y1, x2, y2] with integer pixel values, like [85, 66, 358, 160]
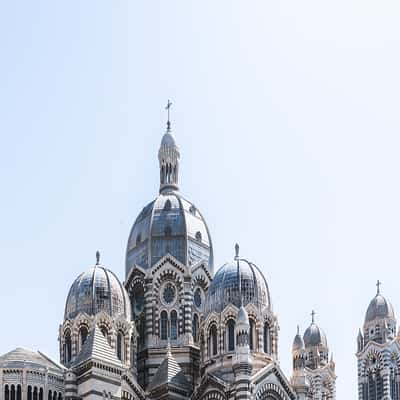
[1, 1, 400, 398]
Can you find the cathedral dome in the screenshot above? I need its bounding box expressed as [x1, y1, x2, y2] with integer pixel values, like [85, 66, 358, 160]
[64, 253, 130, 320]
[303, 322, 327, 348]
[125, 128, 213, 277]
[364, 293, 395, 324]
[205, 253, 270, 314]
[126, 192, 213, 276]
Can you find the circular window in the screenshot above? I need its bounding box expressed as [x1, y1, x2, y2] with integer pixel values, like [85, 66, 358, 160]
[162, 283, 176, 305]
[194, 288, 202, 308]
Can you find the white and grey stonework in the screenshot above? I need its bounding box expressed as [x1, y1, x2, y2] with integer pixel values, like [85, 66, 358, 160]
[357, 282, 400, 400]
[1, 118, 339, 400]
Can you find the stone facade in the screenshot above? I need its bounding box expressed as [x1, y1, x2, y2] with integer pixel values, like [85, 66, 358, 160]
[0, 117, 338, 400]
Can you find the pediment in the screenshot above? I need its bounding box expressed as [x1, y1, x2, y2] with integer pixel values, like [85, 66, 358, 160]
[252, 362, 297, 400]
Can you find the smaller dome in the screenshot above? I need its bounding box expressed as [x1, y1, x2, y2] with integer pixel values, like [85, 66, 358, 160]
[292, 327, 305, 352]
[365, 294, 395, 324]
[205, 256, 270, 314]
[303, 323, 328, 348]
[65, 257, 130, 320]
[161, 132, 177, 147]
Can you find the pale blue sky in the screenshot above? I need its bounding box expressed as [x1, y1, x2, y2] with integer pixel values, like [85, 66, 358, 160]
[1, 1, 400, 398]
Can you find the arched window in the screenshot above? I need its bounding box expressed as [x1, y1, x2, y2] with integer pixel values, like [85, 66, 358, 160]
[192, 314, 199, 343]
[227, 319, 235, 351]
[5, 385, 9, 400]
[58, 393, 62, 400]
[160, 310, 168, 340]
[39, 388, 43, 400]
[249, 319, 255, 350]
[263, 322, 270, 353]
[33, 387, 38, 400]
[10, 385, 15, 400]
[64, 329, 72, 363]
[27, 386, 32, 400]
[79, 326, 88, 349]
[48, 391, 52, 400]
[164, 199, 172, 211]
[209, 325, 218, 356]
[170, 310, 178, 340]
[164, 226, 172, 237]
[52, 392, 57, 400]
[117, 332, 124, 361]
[131, 335, 136, 368]
[17, 386, 21, 400]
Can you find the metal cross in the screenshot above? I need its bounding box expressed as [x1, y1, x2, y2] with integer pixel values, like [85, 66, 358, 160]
[165, 100, 172, 131]
[376, 280, 381, 294]
[311, 310, 316, 323]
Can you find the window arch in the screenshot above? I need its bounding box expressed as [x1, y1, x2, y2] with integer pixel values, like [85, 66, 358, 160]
[249, 319, 256, 350]
[192, 314, 199, 343]
[27, 386, 32, 400]
[5, 385, 9, 400]
[209, 324, 218, 356]
[79, 326, 88, 349]
[10, 385, 15, 400]
[64, 329, 72, 363]
[39, 388, 43, 400]
[170, 310, 178, 340]
[117, 331, 124, 361]
[263, 322, 270, 353]
[160, 310, 168, 340]
[17, 386, 21, 400]
[48, 391, 52, 400]
[33, 387, 38, 400]
[227, 319, 235, 351]
[164, 199, 172, 210]
[164, 226, 172, 237]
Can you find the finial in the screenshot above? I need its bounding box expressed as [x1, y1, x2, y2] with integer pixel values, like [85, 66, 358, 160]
[376, 280, 381, 295]
[297, 325, 300, 335]
[311, 310, 316, 324]
[96, 251, 100, 265]
[235, 243, 240, 260]
[165, 99, 172, 132]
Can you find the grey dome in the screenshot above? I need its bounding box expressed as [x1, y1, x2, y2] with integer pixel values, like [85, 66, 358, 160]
[0, 348, 63, 372]
[293, 330, 305, 352]
[126, 192, 213, 277]
[303, 323, 328, 348]
[365, 294, 395, 324]
[161, 132, 177, 147]
[205, 258, 270, 314]
[65, 265, 130, 320]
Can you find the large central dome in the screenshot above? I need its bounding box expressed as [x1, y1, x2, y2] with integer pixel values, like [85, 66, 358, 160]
[125, 128, 213, 277]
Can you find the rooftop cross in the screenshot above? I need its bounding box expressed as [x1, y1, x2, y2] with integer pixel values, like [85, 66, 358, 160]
[96, 251, 100, 265]
[376, 280, 381, 295]
[165, 99, 172, 132]
[311, 310, 316, 324]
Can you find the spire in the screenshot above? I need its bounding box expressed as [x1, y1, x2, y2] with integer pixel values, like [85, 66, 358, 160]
[158, 101, 180, 194]
[311, 310, 316, 324]
[165, 99, 172, 132]
[235, 243, 242, 306]
[96, 251, 100, 265]
[376, 279, 381, 295]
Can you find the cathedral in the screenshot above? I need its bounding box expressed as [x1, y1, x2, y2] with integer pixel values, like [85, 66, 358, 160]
[0, 112, 395, 399]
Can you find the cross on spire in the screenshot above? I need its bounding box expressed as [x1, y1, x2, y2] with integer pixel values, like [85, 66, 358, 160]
[311, 310, 316, 324]
[96, 250, 100, 265]
[376, 280, 381, 295]
[165, 99, 172, 132]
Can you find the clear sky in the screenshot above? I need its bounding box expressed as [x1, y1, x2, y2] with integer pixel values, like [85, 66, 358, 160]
[1, 1, 400, 398]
